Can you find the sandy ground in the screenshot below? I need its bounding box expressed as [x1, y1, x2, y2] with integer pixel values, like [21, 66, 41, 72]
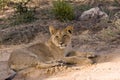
[46, 61, 120, 80]
[46, 47, 120, 80]
[0, 45, 120, 80]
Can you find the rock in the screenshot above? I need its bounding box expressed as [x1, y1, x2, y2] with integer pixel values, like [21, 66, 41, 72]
[80, 7, 108, 21]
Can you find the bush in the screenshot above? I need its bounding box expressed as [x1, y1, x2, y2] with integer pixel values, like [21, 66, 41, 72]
[12, 10, 36, 25]
[52, 0, 74, 21]
[11, 0, 36, 25]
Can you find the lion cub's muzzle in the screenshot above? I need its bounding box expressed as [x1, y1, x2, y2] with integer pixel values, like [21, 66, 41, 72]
[58, 42, 67, 49]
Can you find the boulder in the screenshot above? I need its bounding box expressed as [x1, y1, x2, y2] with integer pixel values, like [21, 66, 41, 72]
[80, 7, 108, 21]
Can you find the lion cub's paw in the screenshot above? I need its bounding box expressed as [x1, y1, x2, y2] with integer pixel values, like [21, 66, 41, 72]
[86, 52, 97, 58]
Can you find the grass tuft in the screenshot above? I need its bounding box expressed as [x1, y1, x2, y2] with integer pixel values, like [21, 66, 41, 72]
[52, 0, 74, 21]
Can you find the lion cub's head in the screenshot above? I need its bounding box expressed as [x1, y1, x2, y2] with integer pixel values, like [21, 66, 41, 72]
[49, 26, 73, 49]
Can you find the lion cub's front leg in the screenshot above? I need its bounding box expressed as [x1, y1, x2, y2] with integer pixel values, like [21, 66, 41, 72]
[35, 60, 63, 69]
[62, 56, 93, 66]
[62, 51, 97, 66]
[66, 51, 96, 58]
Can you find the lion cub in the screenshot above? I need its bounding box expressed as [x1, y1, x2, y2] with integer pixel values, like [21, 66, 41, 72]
[5, 26, 94, 80]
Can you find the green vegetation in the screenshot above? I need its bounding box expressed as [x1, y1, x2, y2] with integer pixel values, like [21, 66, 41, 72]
[12, 10, 36, 25]
[0, 0, 36, 25]
[52, 0, 74, 21]
[11, 0, 37, 25]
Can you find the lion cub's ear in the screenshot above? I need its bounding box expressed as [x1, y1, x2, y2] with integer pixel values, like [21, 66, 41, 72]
[49, 26, 57, 35]
[65, 26, 73, 34]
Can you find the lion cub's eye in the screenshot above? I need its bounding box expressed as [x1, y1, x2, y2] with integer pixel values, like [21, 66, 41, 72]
[63, 35, 67, 38]
[55, 36, 59, 38]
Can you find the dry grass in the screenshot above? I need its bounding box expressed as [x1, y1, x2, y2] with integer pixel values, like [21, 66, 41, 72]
[97, 19, 120, 42]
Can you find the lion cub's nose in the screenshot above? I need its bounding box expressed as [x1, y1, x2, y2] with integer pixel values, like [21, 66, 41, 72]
[60, 42, 63, 45]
